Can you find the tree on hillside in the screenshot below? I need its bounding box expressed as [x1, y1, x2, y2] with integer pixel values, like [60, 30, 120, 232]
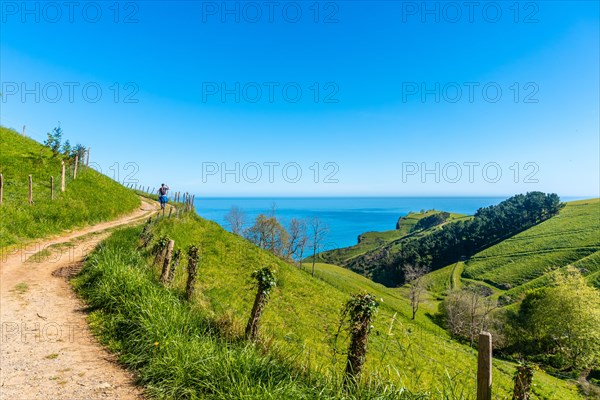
[44, 125, 63, 157]
[71, 143, 87, 162]
[439, 285, 497, 347]
[286, 218, 307, 266]
[309, 217, 328, 277]
[512, 268, 600, 371]
[61, 139, 72, 159]
[225, 206, 246, 235]
[403, 264, 430, 320]
[245, 214, 288, 257]
[374, 192, 565, 286]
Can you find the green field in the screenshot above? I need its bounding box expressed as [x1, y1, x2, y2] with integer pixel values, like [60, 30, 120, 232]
[0, 126, 140, 249]
[461, 199, 600, 300]
[74, 212, 584, 399]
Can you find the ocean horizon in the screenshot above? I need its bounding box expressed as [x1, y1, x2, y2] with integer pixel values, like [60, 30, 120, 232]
[193, 196, 590, 250]
[194, 196, 494, 249]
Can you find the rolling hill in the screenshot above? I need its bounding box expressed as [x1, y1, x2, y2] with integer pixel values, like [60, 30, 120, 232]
[318, 210, 469, 273]
[462, 198, 599, 301]
[422, 199, 600, 302]
[73, 211, 585, 399]
[0, 126, 140, 249]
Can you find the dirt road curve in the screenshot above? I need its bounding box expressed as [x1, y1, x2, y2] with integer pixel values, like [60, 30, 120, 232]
[1, 198, 157, 400]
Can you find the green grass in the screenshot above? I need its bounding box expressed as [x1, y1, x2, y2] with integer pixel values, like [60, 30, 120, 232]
[462, 199, 600, 296]
[12, 282, 29, 294]
[74, 227, 424, 399]
[0, 126, 140, 249]
[74, 213, 584, 399]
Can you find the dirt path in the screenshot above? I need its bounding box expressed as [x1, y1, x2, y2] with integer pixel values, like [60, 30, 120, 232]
[0, 198, 158, 399]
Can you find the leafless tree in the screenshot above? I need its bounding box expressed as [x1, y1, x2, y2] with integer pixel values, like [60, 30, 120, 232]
[403, 264, 430, 320]
[286, 218, 307, 266]
[439, 286, 497, 347]
[309, 217, 328, 277]
[225, 206, 246, 235]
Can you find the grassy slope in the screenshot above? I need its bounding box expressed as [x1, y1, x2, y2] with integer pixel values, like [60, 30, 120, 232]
[459, 199, 600, 301]
[319, 210, 468, 267]
[77, 212, 582, 399]
[0, 126, 140, 248]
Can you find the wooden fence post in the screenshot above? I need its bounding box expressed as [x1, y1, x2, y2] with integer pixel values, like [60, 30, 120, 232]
[86, 148, 90, 167]
[0, 173, 3, 206]
[73, 155, 79, 179]
[61, 161, 66, 192]
[22, 125, 26, 136]
[167, 249, 181, 284]
[477, 332, 493, 400]
[186, 246, 200, 301]
[160, 240, 175, 283]
[50, 176, 54, 200]
[28, 175, 33, 205]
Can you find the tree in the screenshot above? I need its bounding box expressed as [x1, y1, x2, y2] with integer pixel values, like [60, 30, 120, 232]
[439, 285, 497, 347]
[515, 268, 600, 370]
[309, 216, 328, 277]
[245, 214, 289, 257]
[44, 125, 63, 156]
[286, 218, 307, 265]
[403, 264, 430, 320]
[225, 206, 246, 235]
[71, 143, 87, 162]
[61, 139, 72, 159]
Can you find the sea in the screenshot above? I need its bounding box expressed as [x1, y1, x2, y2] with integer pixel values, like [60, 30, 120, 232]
[194, 197, 509, 251]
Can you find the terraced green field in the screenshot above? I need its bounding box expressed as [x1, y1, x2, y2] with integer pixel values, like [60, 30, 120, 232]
[460, 198, 600, 299]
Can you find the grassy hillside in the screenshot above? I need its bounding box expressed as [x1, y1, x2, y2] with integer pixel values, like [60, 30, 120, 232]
[458, 198, 600, 302]
[319, 210, 468, 268]
[0, 126, 140, 248]
[74, 212, 583, 399]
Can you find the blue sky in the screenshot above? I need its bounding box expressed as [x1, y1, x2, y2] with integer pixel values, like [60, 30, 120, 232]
[1, 1, 598, 197]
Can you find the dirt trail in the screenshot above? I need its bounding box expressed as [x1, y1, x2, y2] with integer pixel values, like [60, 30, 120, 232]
[0, 198, 158, 400]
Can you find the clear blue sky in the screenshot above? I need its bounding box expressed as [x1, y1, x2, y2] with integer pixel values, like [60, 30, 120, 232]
[1, 1, 598, 197]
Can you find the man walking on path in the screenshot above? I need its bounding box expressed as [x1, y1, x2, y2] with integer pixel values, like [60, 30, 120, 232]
[158, 183, 170, 212]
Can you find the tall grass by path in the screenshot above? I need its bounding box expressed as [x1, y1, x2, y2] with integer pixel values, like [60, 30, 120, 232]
[73, 214, 584, 399]
[74, 228, 425, 400]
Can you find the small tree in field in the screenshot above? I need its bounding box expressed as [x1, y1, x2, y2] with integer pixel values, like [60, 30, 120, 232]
[286, 218, 307, 265]
[71, 144, 87, 162]
[309, 216, 328, 277]
[225, 206, 246, 235]
[61, 139, 72, 159]
[439, 286, 497, 347]
[403, 264, 429, 320]
[44, 125, 63, 157]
